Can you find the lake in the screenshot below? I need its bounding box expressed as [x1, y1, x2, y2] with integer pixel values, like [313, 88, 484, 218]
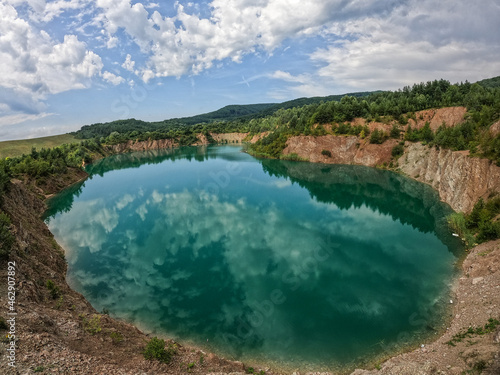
[44, 145, 464, 372]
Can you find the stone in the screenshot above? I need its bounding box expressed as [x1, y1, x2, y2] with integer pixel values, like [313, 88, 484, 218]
[472, 277, 484, 285]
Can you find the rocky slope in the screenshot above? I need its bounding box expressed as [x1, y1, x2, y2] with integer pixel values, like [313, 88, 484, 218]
[110, 138, 177, 153]
[398, 143, 500, 213]
[283, 135, 399, 167]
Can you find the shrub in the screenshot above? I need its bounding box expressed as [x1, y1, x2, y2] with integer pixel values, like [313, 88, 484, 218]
[391, 144, 404, 159]
[143, 337, 177, 363]
[81, 314, 102, 335]
[321, 149, 332, 157]
[110, 331, 124, 344]
[390, 124, 401, 139]
[369, 129, 387, 144]
[46, 279, 60, 299]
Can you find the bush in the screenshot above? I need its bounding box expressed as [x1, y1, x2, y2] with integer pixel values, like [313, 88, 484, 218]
[143, 337, 177, 363]
[369, 129, 387, 144]
[110, 331, 124, 344]
[391, 144, 405, 158]
[390, 124, 401, 139]
[447, 213, 475, 248]
[321, 149, 332, 157]
[46, 279, 60, 299]
[81, 314, 102, 335]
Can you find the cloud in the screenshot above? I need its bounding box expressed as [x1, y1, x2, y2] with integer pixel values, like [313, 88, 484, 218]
[0, 112, 53, 127]
[0, 4, 104, 97]
[102, 70, 125, 85]
[121, 54, 136, 72]
[272, 0, 500, 94]
[94, 0, 410, 82]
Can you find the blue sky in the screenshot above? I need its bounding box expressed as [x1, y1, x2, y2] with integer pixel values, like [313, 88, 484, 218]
[0, 0, 499, 140]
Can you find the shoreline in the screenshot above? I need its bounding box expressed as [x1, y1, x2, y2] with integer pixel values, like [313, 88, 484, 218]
[2, 139, 499, 374]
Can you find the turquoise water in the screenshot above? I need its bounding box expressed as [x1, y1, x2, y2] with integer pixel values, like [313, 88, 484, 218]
[45, 145, 463, 371]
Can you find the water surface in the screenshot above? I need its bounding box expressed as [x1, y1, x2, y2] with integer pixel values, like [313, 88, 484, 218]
[45, 145, 463, 371]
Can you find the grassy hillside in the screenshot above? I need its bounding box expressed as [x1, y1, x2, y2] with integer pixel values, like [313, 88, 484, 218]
[0, 134, 80, 158]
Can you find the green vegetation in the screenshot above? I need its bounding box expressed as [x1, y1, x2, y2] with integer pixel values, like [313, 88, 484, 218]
[445, 318, 500, 346]
[110, 331, 124, 344]
[321, 149, 332, 157]
[45, 279, 60, 299]
[448, 196, 500, 248]
[391, 143, 405, 158]
[369, 129, 388, 144]
[245, 367, 265, 375]
[143, 337, 177, 363]
[55, 296, 64, 310]
[0, 134, 79, 159]
[80, 314, 102, 335]
[476, 76, 500, 89]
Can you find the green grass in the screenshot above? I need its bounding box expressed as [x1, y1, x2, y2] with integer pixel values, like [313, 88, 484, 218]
[0, 134, 79, 159]
[445, 318, 500, 346]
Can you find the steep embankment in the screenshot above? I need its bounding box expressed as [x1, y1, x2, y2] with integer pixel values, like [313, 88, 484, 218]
[283, 135, 399, 167]
[108, 133, 252, 153]
[109, 138, 177, 153]
[398, 143, 500, 213]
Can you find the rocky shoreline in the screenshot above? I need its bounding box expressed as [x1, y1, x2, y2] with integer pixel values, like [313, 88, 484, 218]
[0, 135, 499, 374]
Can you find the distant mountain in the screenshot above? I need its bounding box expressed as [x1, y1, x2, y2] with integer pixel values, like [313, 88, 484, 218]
[167, 103, 276, 125]
[476, 76, 500, 88]
[73, 90, 379, 139]
[252, 91, 380, 119]
[165, 90, 378, 124]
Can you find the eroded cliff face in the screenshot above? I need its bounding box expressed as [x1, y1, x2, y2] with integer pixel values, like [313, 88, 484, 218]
[283, 135, 399, 167]
[210, 132, 249, 143]
[109, 138, 177, 153]
[108, 133, 260, 153]
[398, 143, 500, 213]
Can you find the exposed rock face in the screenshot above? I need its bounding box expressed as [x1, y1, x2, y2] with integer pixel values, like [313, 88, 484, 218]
[210, 132, 249, 143]
[398, 142, 500, 213]
[109, 138, 176, 153]
[283, 135, 399, 167]
[108, 133, 259, 153]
